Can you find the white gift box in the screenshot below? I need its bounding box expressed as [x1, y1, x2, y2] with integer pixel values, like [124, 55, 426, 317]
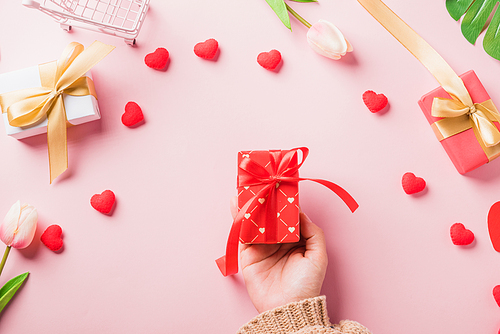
[0, 65, 100, 139]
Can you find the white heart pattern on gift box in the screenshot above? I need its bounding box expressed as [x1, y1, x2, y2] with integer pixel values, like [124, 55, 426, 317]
[237, 150, 301, 244]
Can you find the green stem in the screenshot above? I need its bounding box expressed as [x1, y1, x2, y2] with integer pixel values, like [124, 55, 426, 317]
[0, 246, 11, 277]
[285, 3, 312, 28]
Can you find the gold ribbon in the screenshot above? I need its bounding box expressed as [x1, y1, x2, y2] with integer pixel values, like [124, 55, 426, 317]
[0, 41, 114, 183]
[357, 0, 500, 160]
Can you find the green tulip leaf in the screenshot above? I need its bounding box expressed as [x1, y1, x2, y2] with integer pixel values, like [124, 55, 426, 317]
[0, 272, 29, 313]
[446, 0, 500, 60]
[266, 0, 291, 30]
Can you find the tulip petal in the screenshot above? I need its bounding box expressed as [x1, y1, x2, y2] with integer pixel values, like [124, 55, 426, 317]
[17, 205, 34, 230]
[0, 201, 21, 247]
[10, 207, 37, 249]
[307, 19, 350, 59]
[346, 39, 354, 53]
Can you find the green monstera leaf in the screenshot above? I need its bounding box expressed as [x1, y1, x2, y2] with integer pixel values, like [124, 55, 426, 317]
[446, 0, 500, 60]
[265, 0, 317, 31]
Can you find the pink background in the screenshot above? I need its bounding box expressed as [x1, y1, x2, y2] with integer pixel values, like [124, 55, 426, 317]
[1, 0, 500, 333]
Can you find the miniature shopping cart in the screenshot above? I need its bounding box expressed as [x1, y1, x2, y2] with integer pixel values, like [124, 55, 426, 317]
[22, 0, 150, 45]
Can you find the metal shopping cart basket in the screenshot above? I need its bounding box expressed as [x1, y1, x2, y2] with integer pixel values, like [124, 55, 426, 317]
[22, 0, 150, 45]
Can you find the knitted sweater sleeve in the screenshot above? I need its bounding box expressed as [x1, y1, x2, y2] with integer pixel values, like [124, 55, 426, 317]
[236, 296, 371, 334]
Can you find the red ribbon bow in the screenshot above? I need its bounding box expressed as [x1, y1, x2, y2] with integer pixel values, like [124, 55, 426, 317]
[216, 147, 359, 276]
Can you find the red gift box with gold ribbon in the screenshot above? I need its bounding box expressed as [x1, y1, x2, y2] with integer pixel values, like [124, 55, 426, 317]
[216, 147, 359, 276]
[357, 0, 500, 175]
[418, 70, 500, 174]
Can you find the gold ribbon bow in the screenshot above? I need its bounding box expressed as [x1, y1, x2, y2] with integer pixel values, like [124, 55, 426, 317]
[357, 0, 500, 161]
[431, 97, 500, 149]
[0, 41, 114, 183]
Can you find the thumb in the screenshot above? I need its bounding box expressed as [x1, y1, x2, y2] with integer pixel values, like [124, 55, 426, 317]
[300, 212, 328, 267]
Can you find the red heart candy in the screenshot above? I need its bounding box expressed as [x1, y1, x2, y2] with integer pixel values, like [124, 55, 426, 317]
[493, 285, 500, 307]
[257, 49, 281, 70]
[122, 101, 144, 127]
[363, 90, 388, 113]
[144, 47, 169, 70]
[41, 225, 63, 252]
[194, 38, 219, 59]
[401, 172, 426, 194]
[450, 223, 474, 246]
[90, 190, 116, 214]
[488, 201, 500, 252]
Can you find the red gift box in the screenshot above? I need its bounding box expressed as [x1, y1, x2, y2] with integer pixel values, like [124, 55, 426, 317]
[216, 147, 359, 276]
[418, 71, 500, 174]
[238, 149, 301, 244]
[355, 0, 500, 175]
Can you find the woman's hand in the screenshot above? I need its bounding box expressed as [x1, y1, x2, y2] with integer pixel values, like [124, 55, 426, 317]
[231, 197, 328, 313]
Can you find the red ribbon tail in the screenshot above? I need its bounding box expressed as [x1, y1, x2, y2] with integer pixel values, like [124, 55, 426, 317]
[310, 179, 359, 212]
[311, 178, 359, 213]
[215, 256, 229, 277]
[217, 185, 274, 277]
[216, 214, 243, 277]
[282, 177, 359, 213]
